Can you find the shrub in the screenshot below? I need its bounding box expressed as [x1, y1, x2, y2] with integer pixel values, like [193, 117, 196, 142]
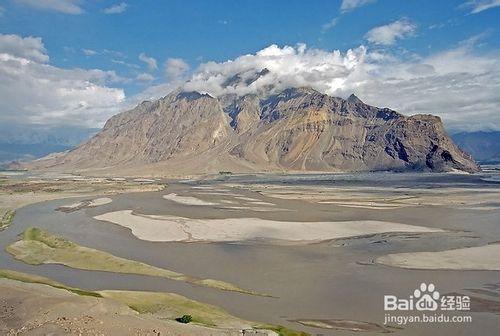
[175, 314, 193, 324]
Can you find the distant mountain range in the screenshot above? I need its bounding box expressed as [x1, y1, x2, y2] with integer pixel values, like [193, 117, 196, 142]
[0, 124, 98, 164]
[451, 131, 500, 164]
[21, 87, 480, 175]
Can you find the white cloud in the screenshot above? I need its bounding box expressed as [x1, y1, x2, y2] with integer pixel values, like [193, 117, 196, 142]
[82, 48, 97, 56]
[183, 43, 369, 98]
[461, 0, 500, 13]
[139, 53, 157, 71]
[3, 33, 497, 132]
[102, 2, 128, 14]
[111, 59, 140, 69]
[0, 34, 125, 127]
[181, 40, 500, 131]
[164, 58, 190, 80]
[340, 0, 376, 12]
[0, 34, 49, 63]
[103, 49, 125, 58]
[321, 17, 339, 32]
[127, 83, 177, 109]
[136, 73, 155, 82]
[365, 19, 416, 45]
[15, 0, 83, 15]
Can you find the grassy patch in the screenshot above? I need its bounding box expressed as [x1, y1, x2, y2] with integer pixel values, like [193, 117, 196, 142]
[0, 209, 15, 231]
[0, 268, 101, 297]
[0, 268, 306, 334]
[99, 290, 244, 327]
[254, 324, 310, 336]
[7, 228, 262, 295]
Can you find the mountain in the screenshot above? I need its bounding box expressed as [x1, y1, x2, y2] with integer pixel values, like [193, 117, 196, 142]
[451, 131, 500, 164]
[0, 124, 98, 164]
[23, 87, 480, 175]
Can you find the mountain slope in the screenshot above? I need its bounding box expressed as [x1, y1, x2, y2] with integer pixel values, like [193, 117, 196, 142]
[25, 88, 480, 175]
[451, 131, 500, 164]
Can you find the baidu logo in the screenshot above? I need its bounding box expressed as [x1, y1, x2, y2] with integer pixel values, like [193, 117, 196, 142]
[414, 283, 440, 311]
[383, 282, 472, 325]
[384, 282, 441, 311]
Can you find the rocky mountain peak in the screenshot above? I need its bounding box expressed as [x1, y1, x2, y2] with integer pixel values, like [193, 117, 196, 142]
[24, 86, 480, 175]
[221, 67, 271, 89]
[176, 91, 214, 102]
[347, 93, 363, 104]
[278, 87, 321, 99]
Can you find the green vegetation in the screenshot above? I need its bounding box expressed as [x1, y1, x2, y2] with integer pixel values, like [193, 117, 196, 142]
[0, 268, 307, 334]
[0, 268, 234, 326]
[254, 324, 310, 336]
[218, 171, 233, 175]
[0, 209, 15, 230]
[7, 227, 263, 295]
[99, 290, 242, 327]
[0, 269, 101, 297]
[176, 315, 193, 323]
[0, 269, 232, 326]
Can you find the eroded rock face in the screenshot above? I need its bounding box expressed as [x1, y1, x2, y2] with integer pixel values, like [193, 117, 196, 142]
[28, 87, 480, 174]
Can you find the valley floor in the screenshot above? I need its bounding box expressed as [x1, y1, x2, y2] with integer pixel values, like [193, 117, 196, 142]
[1, 169, 500, 335]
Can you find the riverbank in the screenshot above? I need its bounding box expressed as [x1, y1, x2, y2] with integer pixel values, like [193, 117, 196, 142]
[0, 269, 293, 335]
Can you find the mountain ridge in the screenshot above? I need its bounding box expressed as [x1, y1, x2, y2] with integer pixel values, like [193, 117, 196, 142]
[0, 124, 99, 164]
[451, 131, 500, 164]
[22, 87, 480, 176]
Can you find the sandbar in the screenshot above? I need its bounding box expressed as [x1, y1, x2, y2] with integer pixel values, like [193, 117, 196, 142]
[376, 244, 500, 270]
[94, 210, 443, 243]
[163, 193, 218, 206]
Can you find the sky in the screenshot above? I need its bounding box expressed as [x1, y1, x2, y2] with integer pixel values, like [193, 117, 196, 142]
[0, 0, 499, 132]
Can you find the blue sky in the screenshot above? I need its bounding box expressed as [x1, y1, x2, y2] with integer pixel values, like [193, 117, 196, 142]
[0, 0, 499, 130]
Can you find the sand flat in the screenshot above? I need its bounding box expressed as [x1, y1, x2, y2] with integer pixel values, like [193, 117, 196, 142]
[230, 183, 500, 210]
[57, 201, 85, 211]
[57, 197, 113, 212]
[376, 244, 500, 270]
[94, 210, 443, 243]
[163, 193, 218, 206]
[89, 197, 113, 207]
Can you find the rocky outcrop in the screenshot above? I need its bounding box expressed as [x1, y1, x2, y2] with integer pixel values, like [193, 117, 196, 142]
[26, 87, 480, 175]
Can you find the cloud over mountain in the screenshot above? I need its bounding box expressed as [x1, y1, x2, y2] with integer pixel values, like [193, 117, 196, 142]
[183, 44, 368, 98]
[182, 40, 500, 132]
[164, 58, 190, 80]
[0, 32, 498, 132]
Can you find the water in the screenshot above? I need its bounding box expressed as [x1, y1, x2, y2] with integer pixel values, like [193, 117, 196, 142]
[1, 172, 499, 335]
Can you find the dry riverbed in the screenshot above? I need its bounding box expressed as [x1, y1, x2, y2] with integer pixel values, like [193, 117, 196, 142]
[0, 172, 165, 231]
[228, 183, 500, 210]
[2, 171, 500, 335]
